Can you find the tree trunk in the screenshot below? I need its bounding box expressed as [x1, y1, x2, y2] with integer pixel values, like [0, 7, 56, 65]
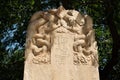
[100, 0, 120, 80]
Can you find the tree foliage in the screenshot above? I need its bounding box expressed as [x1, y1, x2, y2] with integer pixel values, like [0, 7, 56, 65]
[0, 0, 120, 80]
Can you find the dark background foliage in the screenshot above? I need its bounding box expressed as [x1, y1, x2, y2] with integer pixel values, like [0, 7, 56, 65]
[0, 0, 120, 80]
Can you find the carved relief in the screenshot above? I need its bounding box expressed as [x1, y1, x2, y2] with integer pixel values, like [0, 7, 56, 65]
[25, 6, 98, 66]
[73, 15, 98, 66]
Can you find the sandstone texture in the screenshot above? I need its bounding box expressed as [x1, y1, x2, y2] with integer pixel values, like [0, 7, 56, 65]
[24, 6, 99, 80]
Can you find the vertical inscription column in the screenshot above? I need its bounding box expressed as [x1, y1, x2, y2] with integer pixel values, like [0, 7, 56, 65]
[51, 33, 74, 80]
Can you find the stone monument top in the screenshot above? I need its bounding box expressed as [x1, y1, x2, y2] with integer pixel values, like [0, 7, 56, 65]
[24, 6, 99, 80]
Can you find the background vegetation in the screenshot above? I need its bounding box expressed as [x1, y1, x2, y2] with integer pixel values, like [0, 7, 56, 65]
[0, 0, 120, 80]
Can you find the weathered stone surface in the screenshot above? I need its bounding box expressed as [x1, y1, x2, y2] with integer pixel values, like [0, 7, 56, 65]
[24, 6, 99, 80]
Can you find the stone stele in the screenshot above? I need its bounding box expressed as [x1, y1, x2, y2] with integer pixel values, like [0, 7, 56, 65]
[24, 6, 99, 80]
